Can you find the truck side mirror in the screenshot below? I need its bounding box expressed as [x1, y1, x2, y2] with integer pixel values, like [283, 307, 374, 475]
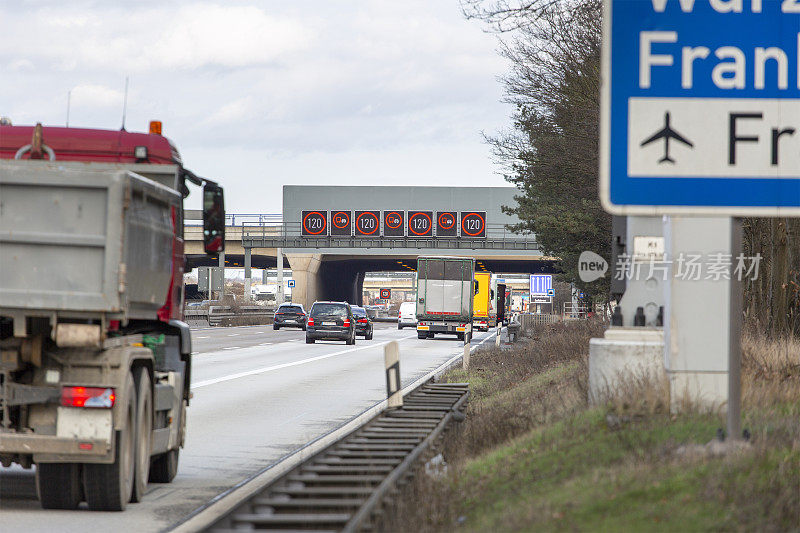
[202, 183, 225, 255]
[473, 281, 480, 295]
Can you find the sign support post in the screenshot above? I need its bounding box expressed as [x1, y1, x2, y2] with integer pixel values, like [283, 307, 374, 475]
[663, 217, 742, 436]
[276, 247, 284, 306]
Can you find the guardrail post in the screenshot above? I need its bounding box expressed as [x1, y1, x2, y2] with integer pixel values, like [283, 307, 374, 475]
[384, 341, 402, 408]
[462, 343, 470, 371]
[495, 325, 502, 347]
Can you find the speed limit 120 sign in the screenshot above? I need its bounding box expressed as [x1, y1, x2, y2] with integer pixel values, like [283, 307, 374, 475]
[407, 211, 432, 237]
[355, 210, 380, 237]
[460, 211, 486, 238]
[301, 210, 328, 236]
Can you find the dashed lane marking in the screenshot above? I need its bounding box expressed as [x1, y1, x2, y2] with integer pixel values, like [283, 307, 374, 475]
[192, 336, 415, 389]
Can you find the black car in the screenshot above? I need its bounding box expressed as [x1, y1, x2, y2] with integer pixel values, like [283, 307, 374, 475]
[306, 302, 356, 344]
[273, 303, 307, 330]
[351, 306, 374, 340]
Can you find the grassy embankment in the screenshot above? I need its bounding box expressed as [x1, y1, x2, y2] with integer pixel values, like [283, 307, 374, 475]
[386, 321, 800, 531]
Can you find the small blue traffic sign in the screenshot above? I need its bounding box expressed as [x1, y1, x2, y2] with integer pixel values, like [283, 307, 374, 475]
[601, 1, 800, 215]
[530, 274, 553, 297]
[287, 279, 296, 288]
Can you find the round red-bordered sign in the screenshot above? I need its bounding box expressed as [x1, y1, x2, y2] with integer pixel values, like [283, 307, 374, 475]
[438, 212, 455, 230]
[461, 212, 485, 237]
[408, 212, 432, 236]
[356, 211, 379, 235]
[302, 211, 327, 235]
[332, 211, 350, 229]
[385, 211, 403, 229]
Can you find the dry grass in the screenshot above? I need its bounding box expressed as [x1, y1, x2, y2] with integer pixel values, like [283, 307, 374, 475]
[383, 322, 800, 532]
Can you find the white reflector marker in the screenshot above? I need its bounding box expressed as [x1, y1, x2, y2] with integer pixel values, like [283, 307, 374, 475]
[384, 341, 402, 408]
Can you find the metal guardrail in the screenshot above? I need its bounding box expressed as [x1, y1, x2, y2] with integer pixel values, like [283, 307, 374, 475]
[183, 306, 275, 327]
[204, 381, 469, 532]
[241, 222, 539, 251]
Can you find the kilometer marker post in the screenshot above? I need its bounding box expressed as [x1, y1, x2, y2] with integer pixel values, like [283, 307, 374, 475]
[384, 341, 402, 408]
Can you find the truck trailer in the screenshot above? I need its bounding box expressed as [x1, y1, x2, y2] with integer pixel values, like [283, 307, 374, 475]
[0, 121, 225, 511]
[415, 256, 475, 343]
[472, 272, 496, 332]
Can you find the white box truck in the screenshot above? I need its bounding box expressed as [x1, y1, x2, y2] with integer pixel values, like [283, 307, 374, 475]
[415, 256, 475, 343]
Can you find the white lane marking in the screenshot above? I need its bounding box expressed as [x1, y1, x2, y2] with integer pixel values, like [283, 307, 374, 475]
[196, 336, 209, 339]
[258, 342, 273, 346]
[227, 333, 240, 337]
[222, 346, 240, 350]
[254, 331, 264, 334]
[191, 351, 199, 355]
[193, 336, 414, 389]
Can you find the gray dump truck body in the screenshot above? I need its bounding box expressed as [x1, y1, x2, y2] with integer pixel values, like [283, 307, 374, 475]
[416, 256, 475, 340]
[0, 161, 180, 326]
[0, 160, 194, 511]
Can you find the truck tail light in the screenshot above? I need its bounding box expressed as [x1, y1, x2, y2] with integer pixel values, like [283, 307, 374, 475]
[61, 386, 115, 408]
[343, 319, 351, 327]
[357, 318, 368, 324]
[307, 317, 315, 326]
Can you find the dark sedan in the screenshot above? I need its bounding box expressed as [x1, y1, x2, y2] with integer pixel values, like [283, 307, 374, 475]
[351, 306, 374, 340]
[306, 301, 356, 344]
[273, 303, 307, 330]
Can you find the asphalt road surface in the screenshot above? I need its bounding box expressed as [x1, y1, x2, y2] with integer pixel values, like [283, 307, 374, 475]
[0, 322, 496, 532]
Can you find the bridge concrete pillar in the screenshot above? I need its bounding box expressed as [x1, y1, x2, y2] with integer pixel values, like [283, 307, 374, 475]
[243, 247, 252, 301]
[287, 253, 323, 309]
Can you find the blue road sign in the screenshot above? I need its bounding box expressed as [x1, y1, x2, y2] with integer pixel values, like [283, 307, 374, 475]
[530, 274, 553, 297]
[287, 279, 296, 288]
[601, 1, 800, 215]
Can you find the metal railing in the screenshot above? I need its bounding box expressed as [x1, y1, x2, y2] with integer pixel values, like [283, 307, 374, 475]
[184, 213, 282, 227]
[240, 222, 539, 251]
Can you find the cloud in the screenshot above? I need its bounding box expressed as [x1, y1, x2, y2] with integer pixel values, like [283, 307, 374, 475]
[0, 1, 514, 213]
[70, 84, 125, 107]
[0, 3, 309, 72]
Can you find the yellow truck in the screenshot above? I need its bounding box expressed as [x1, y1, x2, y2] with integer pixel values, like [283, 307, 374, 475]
[472, 272, 496, 331]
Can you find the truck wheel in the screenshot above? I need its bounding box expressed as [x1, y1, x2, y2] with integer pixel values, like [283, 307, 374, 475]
[38, 463, 82, 509]
[132, 368, 152, 502]
[149, 449, 179, 483]
[457, 333, 465, 341]
[273, 323, 280, 330]
[366, 329, 373, 340]
[417, 331, 427, 340]
[397, 323, 402, 330]
[83, 374, 136, 511]
[306, 336, 315, 344]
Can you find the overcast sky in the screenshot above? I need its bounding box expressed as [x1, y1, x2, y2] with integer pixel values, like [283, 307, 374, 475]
[1, 1, 513, 213]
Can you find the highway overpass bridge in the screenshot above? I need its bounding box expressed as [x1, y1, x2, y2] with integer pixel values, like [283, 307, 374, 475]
[185, 186, 553, 308]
